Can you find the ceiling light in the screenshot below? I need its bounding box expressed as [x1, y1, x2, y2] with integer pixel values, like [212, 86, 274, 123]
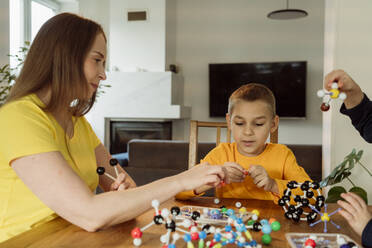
[267, 0, 308, 20]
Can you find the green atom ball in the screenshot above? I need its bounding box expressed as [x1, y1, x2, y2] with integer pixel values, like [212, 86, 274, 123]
[247, 220, 255, 226]
[271, 221, 281, 231]
[262, 234, 272, 245]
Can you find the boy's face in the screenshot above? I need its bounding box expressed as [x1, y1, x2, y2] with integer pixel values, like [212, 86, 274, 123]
[226, 100, 279, 157]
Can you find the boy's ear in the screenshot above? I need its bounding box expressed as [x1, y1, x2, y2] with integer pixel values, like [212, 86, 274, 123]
[270, 115, 279, 133]
[225, 113, 231, 130]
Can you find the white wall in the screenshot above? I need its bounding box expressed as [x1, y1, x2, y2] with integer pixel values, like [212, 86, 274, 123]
[0, 0, 9, 68]
[109, 0, 166, 72]
[167, 0, 325, 144]
[325, 0, 372, 202]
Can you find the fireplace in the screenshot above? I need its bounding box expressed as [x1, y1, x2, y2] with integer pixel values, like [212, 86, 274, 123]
[108, 119, 172, 154]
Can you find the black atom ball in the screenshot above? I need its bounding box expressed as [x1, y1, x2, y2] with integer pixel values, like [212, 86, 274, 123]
[253, 222, 262, 232]
[192, 211, 201, 221]
[306, 191, 314, 198]
[165, 220, 176, 232]
[109, 158, 118, 166]
[154, 215, 164, 225]
[96, 167, 105, 175]
[311, 182, 320, 189]
[171, 206, 180, 216]
[278, 198, 286, 206]
[282, 195, 290, 202]
[301, 198, 310, 207]
[287, 181, 298, 189]
[294, 195, 302, 202]
[285, 212, 293, 219]
[316, 195, 325, 202]
[301, 182, 310, 191]
[295, 208, 304, 216]
[292, 213, 300, 222]
[202, 224, 211, 232]
[288, 205, 296, 214]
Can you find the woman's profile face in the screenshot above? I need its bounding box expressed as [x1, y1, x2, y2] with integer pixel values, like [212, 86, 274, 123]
[84, 33, 107, 99]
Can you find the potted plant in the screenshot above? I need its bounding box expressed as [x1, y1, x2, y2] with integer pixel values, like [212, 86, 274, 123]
[0, 42, 29, 105]
[320, 148, 371, 204]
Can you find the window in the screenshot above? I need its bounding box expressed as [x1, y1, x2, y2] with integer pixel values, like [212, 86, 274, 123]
[31, 1, 57, 41]
[9, 0, 59, 68]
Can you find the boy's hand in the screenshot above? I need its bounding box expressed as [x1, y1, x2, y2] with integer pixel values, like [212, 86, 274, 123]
[337, 192, 372, 236]
[221, 162, 246, 184]
[110, 173, 133, 191]
[324, 70, 364, 109]
[247, 165, 278, 194]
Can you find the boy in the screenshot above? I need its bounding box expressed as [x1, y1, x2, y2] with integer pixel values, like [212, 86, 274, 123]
[176, 83, 313, 202]
[324, 69, 372, 248]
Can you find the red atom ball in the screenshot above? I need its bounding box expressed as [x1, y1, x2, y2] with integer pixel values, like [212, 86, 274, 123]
[320, 103, 330, 112]
[191, 232, 199, 240]
[304, 238, 316, 248]
[131, 227, 142, 238]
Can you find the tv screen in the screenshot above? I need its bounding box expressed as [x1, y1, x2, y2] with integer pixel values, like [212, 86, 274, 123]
[209, 61, 307, 118]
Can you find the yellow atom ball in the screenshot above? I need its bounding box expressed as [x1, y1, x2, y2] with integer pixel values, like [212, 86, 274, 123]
[239, 207, 247, 214]
[330, 89, 339, 99]
[252, 209, 260, 217]
[321, 213, 330, 222]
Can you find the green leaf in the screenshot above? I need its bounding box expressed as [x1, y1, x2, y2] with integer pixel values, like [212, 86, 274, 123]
[349, 187, 368, 204]
[356, 150, 363, 162]
[326, 186, 347, 203]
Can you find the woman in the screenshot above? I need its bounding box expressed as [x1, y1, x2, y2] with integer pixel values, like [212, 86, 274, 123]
[0, 13, 225, 242]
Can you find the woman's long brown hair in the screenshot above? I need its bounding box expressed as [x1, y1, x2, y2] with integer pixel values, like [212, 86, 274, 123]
[6, 13, 106, 116]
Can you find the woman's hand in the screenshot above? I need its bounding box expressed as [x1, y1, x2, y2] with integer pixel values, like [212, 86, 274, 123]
[337, 192, 372, 236]
[177, 162, 225, 191]
[110, 173, 134, 191]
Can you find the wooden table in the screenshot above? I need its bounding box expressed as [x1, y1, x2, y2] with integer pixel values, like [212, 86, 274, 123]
[0, 197, 366, 248]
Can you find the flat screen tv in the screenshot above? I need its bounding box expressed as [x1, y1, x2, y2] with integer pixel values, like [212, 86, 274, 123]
[209, 61, 307, 118]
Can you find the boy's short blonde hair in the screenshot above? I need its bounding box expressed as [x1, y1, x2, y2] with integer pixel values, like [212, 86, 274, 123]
[228, 83, 276, 117]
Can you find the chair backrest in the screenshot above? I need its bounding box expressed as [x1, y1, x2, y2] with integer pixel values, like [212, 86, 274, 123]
[188, 120, 278, 169]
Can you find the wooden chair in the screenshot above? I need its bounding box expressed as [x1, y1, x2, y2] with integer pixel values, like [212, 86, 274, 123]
[188, 120, 278, 169]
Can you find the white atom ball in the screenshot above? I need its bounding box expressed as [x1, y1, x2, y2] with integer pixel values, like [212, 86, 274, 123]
[339, 92, 347, 100]
[151, 199, 159, 208]
[252, 214, 258, 221]
[133, 238, 142, 246]
[317, 90, 325, 98]
[160, 234, 168, 243]
[173, 233, 180, 240]
[161, 208, 170, 218]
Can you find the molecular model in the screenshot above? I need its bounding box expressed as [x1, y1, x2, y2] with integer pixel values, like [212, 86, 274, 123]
[131, 200, 201, 247]
[317, 82, 347, 111]
[131, 200, 281, 247]
[245, 210, 281, 245]
[309, 204, 341, 233]
[278, 181, 325, 224]
[96, 158, 120, 181]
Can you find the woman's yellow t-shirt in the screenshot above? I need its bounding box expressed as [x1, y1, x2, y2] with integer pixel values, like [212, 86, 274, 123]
[0, 94, 101, 242]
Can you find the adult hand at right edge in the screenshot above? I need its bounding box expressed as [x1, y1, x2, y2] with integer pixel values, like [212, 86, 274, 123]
[324, 70, 364, 109]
